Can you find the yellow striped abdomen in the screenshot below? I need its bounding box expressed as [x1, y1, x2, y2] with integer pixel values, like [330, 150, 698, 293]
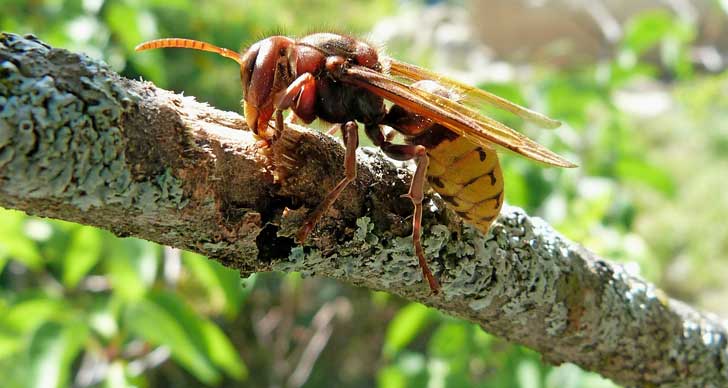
[426, 135, 504, 232]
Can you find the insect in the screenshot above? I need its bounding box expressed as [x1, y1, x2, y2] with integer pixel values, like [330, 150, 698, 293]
[135, 33, 576, 293]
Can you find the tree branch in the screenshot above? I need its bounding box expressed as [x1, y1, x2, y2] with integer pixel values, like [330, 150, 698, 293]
[1, 32, 726, 387]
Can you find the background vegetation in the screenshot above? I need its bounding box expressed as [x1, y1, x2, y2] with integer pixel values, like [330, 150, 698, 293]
[2, 0, 727, 387]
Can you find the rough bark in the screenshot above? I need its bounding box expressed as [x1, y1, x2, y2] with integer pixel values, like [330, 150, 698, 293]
[1, 33, 727, 388]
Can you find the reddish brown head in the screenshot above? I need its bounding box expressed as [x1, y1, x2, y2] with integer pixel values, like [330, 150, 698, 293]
[240, 36, 296, 138]
[135, 36, 296, 139]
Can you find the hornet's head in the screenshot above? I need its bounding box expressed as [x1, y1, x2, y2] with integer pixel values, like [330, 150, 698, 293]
[135, 36, 297, 140]
[239, 36, 296, 139]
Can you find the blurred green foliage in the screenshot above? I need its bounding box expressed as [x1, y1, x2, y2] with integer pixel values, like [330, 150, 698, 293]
[2, 1, 728, 387]
[0, 212, 253, 387]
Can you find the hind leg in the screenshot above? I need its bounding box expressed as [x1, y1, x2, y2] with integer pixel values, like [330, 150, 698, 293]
[401, 146, 440, 294]
[365, 125, 440, 294]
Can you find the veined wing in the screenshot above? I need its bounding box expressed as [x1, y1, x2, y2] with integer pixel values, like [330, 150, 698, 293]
[387, 58, 561, 129]
[338, 65, 576, 168]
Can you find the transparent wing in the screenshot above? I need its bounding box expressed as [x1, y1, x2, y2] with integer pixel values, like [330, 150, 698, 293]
[338, 65, 576, 168]
[387, 59, 561, 129]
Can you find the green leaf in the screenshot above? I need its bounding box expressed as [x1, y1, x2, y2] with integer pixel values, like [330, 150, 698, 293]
[473, 327, 494, 350]
[0, 328, 23, 358]
[125, 290, 246, 383]
[182, 251, 245, 317]
[371, 290, 391, 307]
[383, 303, 434, 358]
[428, 322, 475, 387]
[544, 73, 604, 127]
[619, 10, 695, 79]
[377, 365, 407, 388]
[284, 272, 303, 291]
[616, 157, 675, 196]
[427, 322, 469, 358]
[124, 296, 220, 385]
[200, 320, 248, 380]
[27, 321, 89, 388]
[147, 290, 245, 379]
[622, 11, 675, 55]
[0, 210, 43, 270]
[106, 2, 167, 85]
[0, 253, 7, 275]
[502, 161, 530, 208]
[62, 227, 103, 288]
[3, 298, 67, 334]
[107, 239, 159, 300]
[105, 3, 142, 53]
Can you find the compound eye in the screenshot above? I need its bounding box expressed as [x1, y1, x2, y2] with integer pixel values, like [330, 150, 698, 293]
[240, 43, 260, 97]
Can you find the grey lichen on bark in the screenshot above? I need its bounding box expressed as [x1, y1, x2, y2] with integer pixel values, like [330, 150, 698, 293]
[1, 32, 727, 387]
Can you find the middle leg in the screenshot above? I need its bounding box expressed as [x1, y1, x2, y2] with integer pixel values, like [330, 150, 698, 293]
[296, 121, 359, 243]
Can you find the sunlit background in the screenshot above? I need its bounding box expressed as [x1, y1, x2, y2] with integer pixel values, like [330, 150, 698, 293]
[2, 0, 728, 387]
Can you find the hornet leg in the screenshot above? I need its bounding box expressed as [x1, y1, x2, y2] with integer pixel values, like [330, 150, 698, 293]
[402, 146, 440, 294]
[296, 121, 359, 243]
[365, 125, 440, 294]
[273, 73, 317, 139]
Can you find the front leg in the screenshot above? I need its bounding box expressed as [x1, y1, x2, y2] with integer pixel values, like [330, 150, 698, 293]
[296, 121, 359, 243]
[273, 73, 317, 138]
